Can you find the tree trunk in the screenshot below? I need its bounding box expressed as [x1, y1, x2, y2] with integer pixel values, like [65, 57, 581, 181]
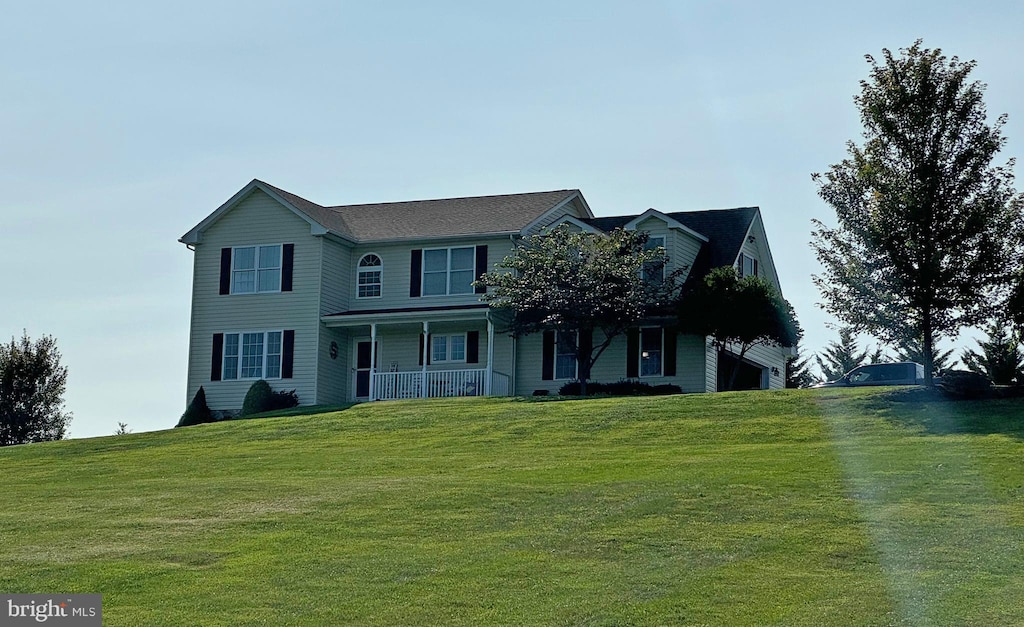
[922, 310, 935, 387]
[726, 345, 749, 391]
[579, 355, 591, 396]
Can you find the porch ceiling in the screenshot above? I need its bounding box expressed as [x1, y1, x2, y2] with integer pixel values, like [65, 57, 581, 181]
[321, 304, 491, 328]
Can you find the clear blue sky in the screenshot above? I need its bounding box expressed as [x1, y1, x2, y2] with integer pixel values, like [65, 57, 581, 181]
[2, 1, 1022, 438]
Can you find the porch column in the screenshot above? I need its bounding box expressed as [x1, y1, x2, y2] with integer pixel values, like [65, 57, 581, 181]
[421, 321, 429, 398]
[369, 323, 377, 401]
[485, 316, 494, 396]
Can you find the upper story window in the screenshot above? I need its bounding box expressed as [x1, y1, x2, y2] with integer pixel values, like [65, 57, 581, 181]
[643, 236, 666, 283]
[357, 254, 383, 298]
[738, 253, 758, 278]
[232, 245, 282, 294]
[423, 247, 475, 296]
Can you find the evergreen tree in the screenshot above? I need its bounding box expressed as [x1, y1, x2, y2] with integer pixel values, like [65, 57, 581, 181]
[961, 320, 1023, 385]
[816, 326, 884, 381]
[785, 342, 817, 388]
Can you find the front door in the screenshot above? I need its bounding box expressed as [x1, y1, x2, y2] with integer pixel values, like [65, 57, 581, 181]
[355, 341, 378, 398]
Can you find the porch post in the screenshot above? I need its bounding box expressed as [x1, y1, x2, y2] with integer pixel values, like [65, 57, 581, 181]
[421, 321, 429, 398]
[369, 323, 377, 401]
[485, 315, 494, 396]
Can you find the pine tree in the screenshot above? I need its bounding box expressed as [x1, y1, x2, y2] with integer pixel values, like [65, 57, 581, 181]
[816, 326, 885, 381]
[785, 342, 817, 388]
[961, 320, 1023, 385]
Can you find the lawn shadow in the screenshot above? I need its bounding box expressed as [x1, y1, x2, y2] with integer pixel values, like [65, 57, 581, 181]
[866, 388, 1024, 439]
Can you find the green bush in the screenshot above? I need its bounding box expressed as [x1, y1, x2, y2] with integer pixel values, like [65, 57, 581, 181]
[268, 389, 299, 411]
[240, 381, 299, 416]
[937, 370, 993, 399]
[240, 380, 274, 416]
[177, 387, 214, 427]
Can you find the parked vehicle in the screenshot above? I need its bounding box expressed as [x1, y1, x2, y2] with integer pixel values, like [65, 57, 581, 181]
[813, 362, 925, 388]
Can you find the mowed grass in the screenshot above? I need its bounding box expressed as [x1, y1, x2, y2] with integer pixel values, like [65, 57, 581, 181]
[1, 389, 1023, 625]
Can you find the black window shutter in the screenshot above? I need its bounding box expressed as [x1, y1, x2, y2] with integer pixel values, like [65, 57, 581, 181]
[282, 330, 295, 379]
[579, 329, 593, 363]
[474, 245, 488, 294]
[753, 259, 759, 277]
[664, 328, 677, 376]
[410, 250, 423, 297]
[418, 334, 425, 366]
[467, 331, 480, 364]
[211, 333, 224, 381]
[626, 329, 640, 378]
[219, 248, 232, 295]
[426, 334, 432, 365]
[542, 331, 555, 381]
[282, 244, 294, 292]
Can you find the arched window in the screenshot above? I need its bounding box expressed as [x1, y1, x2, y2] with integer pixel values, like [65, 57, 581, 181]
[357, 254, 383, 298]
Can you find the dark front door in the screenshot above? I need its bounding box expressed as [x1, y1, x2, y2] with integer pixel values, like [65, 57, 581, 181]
[355, 341, 378, 398]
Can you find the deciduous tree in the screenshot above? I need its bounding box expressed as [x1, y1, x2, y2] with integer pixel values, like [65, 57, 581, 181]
[812, 41, 1024, 385]
[476, 225, 680, 395]
[676, 267, 801, 391]
[0, 332, 71, 446]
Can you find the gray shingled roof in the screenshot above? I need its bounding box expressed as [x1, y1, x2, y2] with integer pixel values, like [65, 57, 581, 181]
[260, 181, 579, 242]
[584, 207, 758, 272]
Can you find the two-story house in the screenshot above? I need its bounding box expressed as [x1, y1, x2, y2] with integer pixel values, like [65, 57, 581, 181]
[180, 179, 789, 414]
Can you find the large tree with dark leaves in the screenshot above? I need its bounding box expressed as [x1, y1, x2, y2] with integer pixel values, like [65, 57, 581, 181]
[812, 41, 1024, 386]
[476, 224, 680, 395]
[1, 332, 71, 446]
[676, 266, 801, 391]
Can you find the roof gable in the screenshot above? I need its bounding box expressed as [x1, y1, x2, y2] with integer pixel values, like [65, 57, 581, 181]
[583, 206, 759, 273]
[180, 179, 332, 245]
[182, 181, 584, 245]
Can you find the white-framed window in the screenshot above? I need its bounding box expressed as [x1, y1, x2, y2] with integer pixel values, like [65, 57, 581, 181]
[555, 331, 578, 380]
[357, 253, 383, 298]
[639, 327, 663, 377]
[431, 334, 467, 363]
[222, 330, 283, 380]
[643, 236, 666, 283]
[232, 245, 282, 294]
[738, 253, 758, 278]
[422, 247, 475, 296]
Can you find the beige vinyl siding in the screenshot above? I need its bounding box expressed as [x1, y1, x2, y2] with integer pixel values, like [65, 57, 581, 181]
[345, 236, 515, 313]
[185, 188, 322, 411]
[671, 230, 704, 280]
[705, 337, 718, 392]
[524, 198, 588, 235]
[321, 237, 352, 315]
[633, 216, 704, 280]
[316, 326, 350, 404]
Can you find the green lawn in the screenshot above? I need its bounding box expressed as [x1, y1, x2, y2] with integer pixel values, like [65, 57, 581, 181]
[2, 388, 1023, 625]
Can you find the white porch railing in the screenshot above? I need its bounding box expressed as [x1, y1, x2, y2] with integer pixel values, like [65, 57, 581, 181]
[371, 369, 512, 401]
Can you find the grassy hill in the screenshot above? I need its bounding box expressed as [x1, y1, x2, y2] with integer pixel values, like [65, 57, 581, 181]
[2, 388, 1023, 625]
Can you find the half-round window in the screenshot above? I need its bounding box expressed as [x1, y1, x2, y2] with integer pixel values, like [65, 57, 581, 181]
[357, 254, 383, 298]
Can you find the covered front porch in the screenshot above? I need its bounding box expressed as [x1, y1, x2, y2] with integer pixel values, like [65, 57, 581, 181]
[321, 304, 513, 401]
